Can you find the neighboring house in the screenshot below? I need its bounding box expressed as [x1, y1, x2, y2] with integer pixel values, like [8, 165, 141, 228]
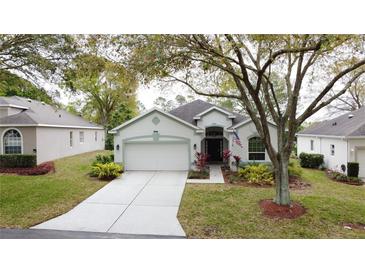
[297, 107, 365, 178]
[0, 96, 105, 164]
[110, 99, 278, 171]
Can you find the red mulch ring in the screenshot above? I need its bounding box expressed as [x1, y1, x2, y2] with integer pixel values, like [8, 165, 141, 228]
[259, 199, 306, 219]
[0, 161, 55, 176]
[342, 223, 365, 232]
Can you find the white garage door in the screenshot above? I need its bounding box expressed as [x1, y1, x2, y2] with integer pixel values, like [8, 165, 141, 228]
[124, 143, 189, 171]
[357, 149, 365, 178]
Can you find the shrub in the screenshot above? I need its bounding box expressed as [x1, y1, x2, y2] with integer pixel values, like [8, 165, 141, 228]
[194, 152, 209, 172]
[0, 154, 36, 168]
[239, 161, 272, 170]
[238, 164, 274, 185]
[347, 162, 359, 178]
[299, 152, 324, 168]
[326, 169, 363, 185]
[0, 161, 55, 175]
[288, 160, 303, 177]
[90, 162, 123, 180]
[223, 149, 232, 168]
[92, 154, 114, 166]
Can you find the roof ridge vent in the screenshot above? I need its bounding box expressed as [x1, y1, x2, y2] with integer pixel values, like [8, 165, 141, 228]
[27, 98, 32, 102]
[348, 114, 354, 119]
[41, 101, 45, 105]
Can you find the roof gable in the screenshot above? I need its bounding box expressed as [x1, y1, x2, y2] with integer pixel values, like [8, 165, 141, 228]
[169, 99, 248, 126]
[109, 108, 201, 133]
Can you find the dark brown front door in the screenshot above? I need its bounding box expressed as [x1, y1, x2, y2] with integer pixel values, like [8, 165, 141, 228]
[206, 139, 223, 162]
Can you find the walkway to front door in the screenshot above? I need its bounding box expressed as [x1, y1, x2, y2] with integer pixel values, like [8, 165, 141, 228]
[33, 171, 188, 237]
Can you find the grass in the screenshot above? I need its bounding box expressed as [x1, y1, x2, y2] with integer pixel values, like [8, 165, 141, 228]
[0, 150, 111, 228]
[178, 166, 365, 238]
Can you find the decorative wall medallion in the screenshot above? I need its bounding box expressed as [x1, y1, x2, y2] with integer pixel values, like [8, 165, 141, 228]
[152, 116, 160, 125]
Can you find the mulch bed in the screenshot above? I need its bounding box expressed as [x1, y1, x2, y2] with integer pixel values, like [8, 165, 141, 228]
[222, 167, 311, 190]
[325, 170, 364, 186]
[289, 176, 311, 190]
[0, 161, 55, 176]
[222, 168, 272, 187]
[188, 168, 210, 179]
[259, 199, 306, 219]
[342, 223, 365, 232]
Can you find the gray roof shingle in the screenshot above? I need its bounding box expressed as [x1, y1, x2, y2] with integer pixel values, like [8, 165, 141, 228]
[298, 106, 365, 137]
[169, 99, 248, 126]
[0, 96, 103, 129]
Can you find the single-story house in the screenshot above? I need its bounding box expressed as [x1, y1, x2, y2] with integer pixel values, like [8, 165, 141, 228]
[297, 106, 365, 178]
[0, 96, 105, 164]
[110, 99, 277, 171]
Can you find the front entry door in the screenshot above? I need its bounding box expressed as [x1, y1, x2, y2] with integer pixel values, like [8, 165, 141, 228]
[206, 139, 223, 162]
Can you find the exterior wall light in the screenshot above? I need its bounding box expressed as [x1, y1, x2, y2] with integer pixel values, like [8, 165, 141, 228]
[116, 144, 120, 150]
[193, 144, 197, 150]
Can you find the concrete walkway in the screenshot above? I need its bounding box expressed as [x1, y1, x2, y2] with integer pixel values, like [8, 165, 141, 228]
[186, 164, 225, 184]
[33, 171, 187, 237]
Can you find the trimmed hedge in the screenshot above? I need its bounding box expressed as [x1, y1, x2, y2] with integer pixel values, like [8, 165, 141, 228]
[0, 161, 55, 175]
[299, 152, 324, 168]
[347, 162, 359, 178]
[0, 154, 36, 168]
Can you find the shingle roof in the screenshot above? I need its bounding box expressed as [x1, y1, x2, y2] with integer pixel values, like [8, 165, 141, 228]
[298, 106, 365, 137]
[169, 99, 248, 126]
[0, 96, 103, 129]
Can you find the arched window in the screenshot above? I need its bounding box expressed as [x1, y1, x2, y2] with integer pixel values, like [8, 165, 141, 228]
[3, 129, 22, 154]
[248, 137, 265, 160]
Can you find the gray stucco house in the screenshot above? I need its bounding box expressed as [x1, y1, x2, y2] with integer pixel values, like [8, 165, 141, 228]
[297, 106, 365, 178]
[0, 96, 105, 164]
[110, 99, 277, 171]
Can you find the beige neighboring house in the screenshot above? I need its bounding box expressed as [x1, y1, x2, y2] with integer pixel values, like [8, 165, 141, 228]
[0, 96, 105, 164]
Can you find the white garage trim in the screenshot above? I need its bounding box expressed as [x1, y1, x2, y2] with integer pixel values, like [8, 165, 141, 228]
[122, 134, 192, 171]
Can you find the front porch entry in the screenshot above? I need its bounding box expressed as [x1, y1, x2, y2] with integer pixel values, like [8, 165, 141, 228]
[203, 126, 228, 163]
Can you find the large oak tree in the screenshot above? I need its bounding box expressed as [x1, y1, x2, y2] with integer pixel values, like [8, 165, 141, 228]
[125, 34, 365, 205]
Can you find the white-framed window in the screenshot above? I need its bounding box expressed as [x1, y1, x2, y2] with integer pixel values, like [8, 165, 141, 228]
[3, 129, 22, 154]
[310, 140, 314, 151]
[70, 131, 73, 147]
[248, 136, 265, 161]
[79, 131, 84, 143]
[95, 131, 97, 142]
[330, 144, 335, 156]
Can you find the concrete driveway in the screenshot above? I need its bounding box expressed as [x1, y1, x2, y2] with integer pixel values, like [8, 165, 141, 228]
[32, 171, 187, 237]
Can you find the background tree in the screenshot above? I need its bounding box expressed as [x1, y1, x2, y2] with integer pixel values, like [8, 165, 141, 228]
[0, 70, 55, 104]
[153, 96, 175, 111]
[328, 74, 364, 113]
[0, 34, 76, 84]
[126, 34, 365, 205]
[63, 54, 138, 149]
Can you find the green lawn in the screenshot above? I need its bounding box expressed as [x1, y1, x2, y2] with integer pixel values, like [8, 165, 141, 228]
[0, 151, 111, 228]
[178, 167, 365, 238]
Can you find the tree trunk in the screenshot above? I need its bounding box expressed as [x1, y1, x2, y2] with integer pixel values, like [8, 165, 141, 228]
[273, 156, 290, 205]
[271, 123, 291, 206]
